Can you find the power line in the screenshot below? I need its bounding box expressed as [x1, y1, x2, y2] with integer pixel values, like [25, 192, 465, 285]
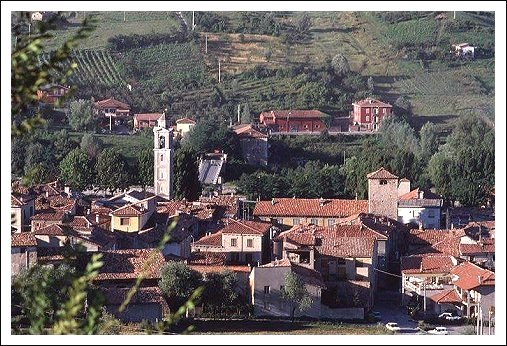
[372, 267, 402, 278]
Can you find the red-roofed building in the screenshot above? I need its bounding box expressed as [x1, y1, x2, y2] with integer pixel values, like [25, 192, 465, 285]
[253, 198, 368, 227]
[133, 113, 163, 130]
[36, 84, 71, 105]
[175, 117, 196, 137]
[259, 110, 331, 133]
[11, 193, 35, 232]
[192, 219, 273, 265]
[351, 97, 392, 131]
[11, 233, 38, 276]
[398, 187, 443, 229]
[95, 98, 131, 130]
[233, 124, 268, 166]
[250, 259, 326, 319]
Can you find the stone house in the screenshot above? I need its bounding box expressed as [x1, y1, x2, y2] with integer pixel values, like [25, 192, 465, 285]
[11, 232, 38, 277]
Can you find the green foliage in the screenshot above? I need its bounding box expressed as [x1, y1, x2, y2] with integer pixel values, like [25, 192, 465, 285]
[136, 148, 154, 190]
[419, 122, 439, 163]
[331, 54, 350, 77]
[174, 147, 201, 201]
[281, 272, 312, 321]
[80, 133, 103, 159]
[68, 99, 96, 131]
[428, 115, 494, 205]
[11, 12, 94, 136]
[159, 262, 203, 311]
[183, 119, 241, 158]
[21, 164, 55, 187]
[95, 148, 131, 193]
[59, 148, 94, 191]
[237, 12, 281, 36]
[97, 312, 122, 335]
[194, 11, 229, 32]
[54, 129, 78, 161]
[202, 270, 240, 317]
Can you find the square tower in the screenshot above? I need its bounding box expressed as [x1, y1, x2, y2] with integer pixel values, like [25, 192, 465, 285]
[153, 112, 174, 199]
[367, 167, 399, 219]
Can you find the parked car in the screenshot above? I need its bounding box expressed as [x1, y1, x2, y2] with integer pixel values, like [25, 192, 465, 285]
[438, 312, 462, 321]
[428, 326, 448, 335]
[385, 322, 401, 332]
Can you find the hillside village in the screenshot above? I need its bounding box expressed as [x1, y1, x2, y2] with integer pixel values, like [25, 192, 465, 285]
[9, 9, 498, 337]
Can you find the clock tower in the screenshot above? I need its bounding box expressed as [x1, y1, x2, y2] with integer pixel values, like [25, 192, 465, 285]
[153, 111, 174, 199]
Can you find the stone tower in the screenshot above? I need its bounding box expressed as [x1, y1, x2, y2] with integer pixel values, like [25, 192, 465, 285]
[367, 167, 399, 220]
[153, 112, 174, 199]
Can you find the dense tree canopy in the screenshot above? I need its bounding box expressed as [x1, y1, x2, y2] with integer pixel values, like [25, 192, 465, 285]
[95, 148, 131, 193]
[68, 99, 96, 131]
[59, 149, 94, 191]
[174, 147, 201, 201]
[159, 262, 202, 311]
[281, 272, 312, 321]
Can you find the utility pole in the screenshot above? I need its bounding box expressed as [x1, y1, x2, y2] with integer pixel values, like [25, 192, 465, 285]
[423, 282, 427, 312]
[28, 23, 31, 39]
[218, 59, 221, 83]
[237, 104, 241, 124]
[123, 11, 126, 22]
[205, 33, 208, 54]
[192, 11, 195, 31]
[453, 11, 456, 20]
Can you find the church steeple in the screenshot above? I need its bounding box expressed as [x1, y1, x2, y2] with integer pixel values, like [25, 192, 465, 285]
[153, 109, 174, 199]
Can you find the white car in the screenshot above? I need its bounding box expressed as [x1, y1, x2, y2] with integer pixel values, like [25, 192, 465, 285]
[438, 312, 461, 321]
[385, 322, 401, 332]
[428, 326, 448, 335]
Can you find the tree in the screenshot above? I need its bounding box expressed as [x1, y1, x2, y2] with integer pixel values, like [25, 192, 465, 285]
[331, 53, 350, 77]
[240, 103, 251, 124]
[54, 129, 78, 161]
[393, 95, 413, 121]
[137, 148, 154, 190]
[80, 133, 103, 159]
[59, 149, 94, 191]
[68, 99, 96, 131]
[295, 13, 311, 35]
[183, 119, 241, 158]
[22, 163, 55, 187]
[174, 147, 201, 201]
[95, 148, 131, 194]
[281, 272, 312, 322]
[202, 270, 239, 317]
[24, 141, 57, 175]
[159, 262, 202, 311]
[419, 122, 439, 163]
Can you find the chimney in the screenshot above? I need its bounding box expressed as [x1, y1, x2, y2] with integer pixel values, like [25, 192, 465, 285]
[271, 198, 275, 206]
[46, 191, 49, 198]
[420, 261, 423, 273]
[477, 275, 482, 285]
[319, 197, 325, 207]
[95, 214, 100, 224]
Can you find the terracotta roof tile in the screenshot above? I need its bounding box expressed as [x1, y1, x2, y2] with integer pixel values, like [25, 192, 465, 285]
[429, 289, 462, 304]
[366, 167, 398, 179]
[399, 188, 442, 201]
[451, 262, 495, 290]
[401, 254, 457, 274]
[92, 249, 165, 281]
[260, 259, 326, 288]
[176, 117, 196, 124]
[189, 265, 251, 274]
[33, 224, 67, 236]
[11, 232, 38, 247]
[31, 212, 65, 221]
[253, 198, 368, 218]
[188, 252, 227, 265]
[221, 219, 271, 235]
[95, 98, 130, 110]
[193, 231, 223, 247]
[11, 195, 25, 207]
[459, 241, 495, 255]
[233, 125, 268, 139]
[408, 229, 465, 256]
[134, 113, 163, 121]
[260, 110, 329, 120]
[318, 237, 376, 258]
[353, 98, 392, 108]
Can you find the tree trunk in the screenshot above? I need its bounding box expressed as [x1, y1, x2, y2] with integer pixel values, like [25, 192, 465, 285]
[291, 307, 296, 322]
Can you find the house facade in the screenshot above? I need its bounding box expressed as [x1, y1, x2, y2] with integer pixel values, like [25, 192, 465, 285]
[351, 98, 392, 131]
[249, 259, 326, 318]
[109, 196, 156, 233]
[175, 117, 196, 137]
[95, 98, 131, 129]
[367, 167, 399, 220]
[253, 198, 368, 228]
[233, 124, 269, 166]
[36, 84, 71, 105]
[11, 233, 38, 277]
[259, 110, 330, 133]
[133, 113, 162, 130]
[11, 194, 35, 232]
[398, 188, 443, 229]
[191, 219, 272, 265]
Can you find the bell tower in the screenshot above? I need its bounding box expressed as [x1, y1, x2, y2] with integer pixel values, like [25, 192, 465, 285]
[153, 111, 174, 199]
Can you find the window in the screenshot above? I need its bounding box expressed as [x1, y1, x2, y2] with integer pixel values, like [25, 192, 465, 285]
[160, 154, 164, 161]
[277, 218, 283, 225]
[355, 260, 364, 267]
[366, 108, 370, 114]
[366, 115, 370, 122]
[383, 108, 386, 114]
[264, 286, 270, 294]
[328, 219, 335, 226]
[247, 239, 253, 248]
[310, 218, 318, 225]
[315, 125, 319, 128]
[293, 218, 300, 225]
[120, 218, 130, 226]
[380, 179, 388, 185]
[231, 238, 238, 247]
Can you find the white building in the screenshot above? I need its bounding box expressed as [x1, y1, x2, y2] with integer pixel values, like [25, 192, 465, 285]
[398, 187, 443, 229]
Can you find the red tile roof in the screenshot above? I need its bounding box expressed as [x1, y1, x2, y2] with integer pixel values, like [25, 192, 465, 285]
[367, 167, 398, 179]
[260, 110, 329, 120]
[429, 289, 462, 304]
[111, 204, 145, 216]
[67, 216, 93, 228]
[408, 229, 465, 256]
[34, 224, 66, 236]
[221, 219, 271, 235]
[188, 252, 227, 265]
[95, 98, 130, 110]
[11, 232, 38, 247]
[233, 125, 268, 139]
[401, 254, 457, 274]
[100, 286, 169, 314]
[399, 188, 442, 201]
[176, 117, 196, 124]
[253, 198, 368, 218]
[31, 212, 66, 221]
[134, 113, 163, 121]
[11, 195, 25, 207]
[353, 98, 392, 108]
[193, 231, 223, 247]
[451, 262, 495, 290]
[189, 265, 251, 274]
[318, 237, 376, 258]
[94, 249, 165, 281]
[460, 239, 495, 255]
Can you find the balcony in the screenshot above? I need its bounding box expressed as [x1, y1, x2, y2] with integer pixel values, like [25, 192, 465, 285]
[403, 278, 453, 295]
